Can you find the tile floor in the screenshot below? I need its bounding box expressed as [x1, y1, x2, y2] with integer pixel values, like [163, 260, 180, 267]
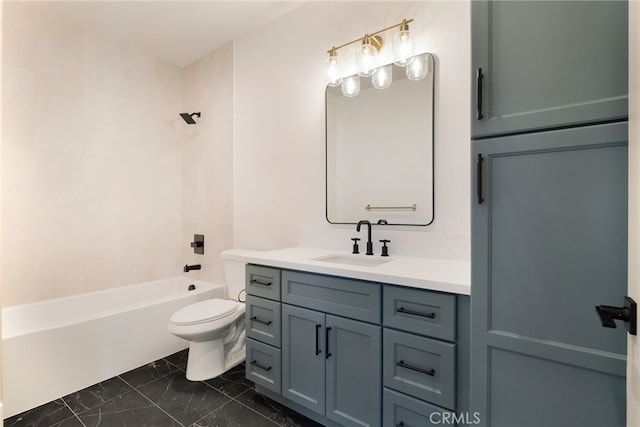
[5, 350, 322, 427]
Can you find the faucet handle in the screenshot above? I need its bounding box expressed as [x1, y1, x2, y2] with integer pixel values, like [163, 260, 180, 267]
[380, 239, 390, 257]
[351, 238, 361, 254]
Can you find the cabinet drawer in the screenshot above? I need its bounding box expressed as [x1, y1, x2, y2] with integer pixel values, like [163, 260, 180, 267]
[383, 388, 454, 427]
[246, 265, 281, 301]
[246, 338, 281, 394]
[246, 295, 281, 348]
[383, 329, 456, 410]
[282, 270, 380, 323]
[383, 285, 456, 341]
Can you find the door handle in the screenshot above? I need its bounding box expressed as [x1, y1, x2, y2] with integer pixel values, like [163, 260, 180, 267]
[595, 296, 637, 335]
[315, 324, 322, 356]
[476, 68, 484, 120]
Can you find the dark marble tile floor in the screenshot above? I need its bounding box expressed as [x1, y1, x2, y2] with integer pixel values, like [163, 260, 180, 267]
[5, 350, 323, 427]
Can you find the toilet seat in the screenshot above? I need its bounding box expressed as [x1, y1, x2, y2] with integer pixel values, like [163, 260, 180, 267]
[170, 299, 238, 326]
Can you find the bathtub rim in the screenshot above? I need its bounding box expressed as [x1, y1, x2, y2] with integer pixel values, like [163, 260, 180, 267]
[2, 277, 224, 339]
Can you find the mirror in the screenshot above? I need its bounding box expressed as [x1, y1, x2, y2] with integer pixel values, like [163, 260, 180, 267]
[325, 53, 434, 226]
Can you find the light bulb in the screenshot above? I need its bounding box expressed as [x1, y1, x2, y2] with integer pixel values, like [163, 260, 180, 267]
[406, 53, 429, 81]
[393, 20, 415, 66]
[372, 65, 392, 90]
[341, 75, 360, 97]
[324, 48, 342, 87]
[357, 36, 378, 77]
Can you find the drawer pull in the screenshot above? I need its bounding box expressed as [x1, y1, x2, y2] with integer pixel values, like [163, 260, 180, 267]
[250, 278, 272, 287]
[250, 316, 272, 326]
[250, 360, 272, 372]
[326, 327, 332, 359]
[315, 324, 322, 355]
[397, 307, 436, 319]
[397, 423, 405, 427]
[397, 360, 435, 377]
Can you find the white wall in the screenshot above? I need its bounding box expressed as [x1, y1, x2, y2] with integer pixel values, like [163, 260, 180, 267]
[1, 0, 4, 418]
[181, 42, 234, 287]
[628, 0, 639, 424]
[234, 1, 470, 260]
[2, 3, 184, 306]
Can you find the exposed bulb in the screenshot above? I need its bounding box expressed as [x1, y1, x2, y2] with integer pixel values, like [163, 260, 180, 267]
[341, 75, 360, 97]
[372, 65, 392, 90]
[324, 48, 342, 87]
[393, 20, 415, 66]
[406, 53, 429, 81]
[357, 36, 378, 77]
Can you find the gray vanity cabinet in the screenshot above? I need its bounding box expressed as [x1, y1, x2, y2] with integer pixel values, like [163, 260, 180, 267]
[281, 272, 382, 427]
[471, 122, 628, 426]
[472, 0, 628, 138]
[245, 264, 468, 427]
[245, 265, 282, 394]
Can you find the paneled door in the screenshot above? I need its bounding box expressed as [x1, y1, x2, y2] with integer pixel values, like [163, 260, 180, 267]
[471, 122, 628, 426]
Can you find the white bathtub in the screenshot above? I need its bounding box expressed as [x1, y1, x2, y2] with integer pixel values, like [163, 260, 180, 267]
[2, 277, 225, 419]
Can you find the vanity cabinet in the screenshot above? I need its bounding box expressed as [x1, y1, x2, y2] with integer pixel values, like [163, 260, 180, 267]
[382, 285, 464, 425]
[471, 0, 628, 138]
[281, 270, 381, 427]
[282, 304, 381, 427]
[245, 265, 282, 393]
[245, 264, 469, 427]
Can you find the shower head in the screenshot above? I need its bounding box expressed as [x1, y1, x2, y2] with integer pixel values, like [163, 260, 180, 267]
[180, 112, 201, 124]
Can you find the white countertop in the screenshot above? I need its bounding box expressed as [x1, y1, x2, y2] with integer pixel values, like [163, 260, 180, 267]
[223, 247, 470, 295]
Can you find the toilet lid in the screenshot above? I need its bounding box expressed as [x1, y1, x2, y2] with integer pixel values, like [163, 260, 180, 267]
[170, 299, 238, 326]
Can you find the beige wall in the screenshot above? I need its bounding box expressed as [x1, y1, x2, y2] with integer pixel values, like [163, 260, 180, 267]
[2, 3, 184, 306]
[233, 1, 471, 259]
[181, 43, 234, 288]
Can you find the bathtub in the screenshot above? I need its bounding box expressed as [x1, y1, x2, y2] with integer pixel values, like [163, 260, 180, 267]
[2, 277, 225, 419]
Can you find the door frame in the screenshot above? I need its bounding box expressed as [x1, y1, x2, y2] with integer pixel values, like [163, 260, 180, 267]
[627, 1, 639, 425]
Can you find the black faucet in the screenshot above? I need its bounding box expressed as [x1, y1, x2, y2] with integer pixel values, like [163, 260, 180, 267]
[356, 220, 374, 255]
[184, 264, 201, 272]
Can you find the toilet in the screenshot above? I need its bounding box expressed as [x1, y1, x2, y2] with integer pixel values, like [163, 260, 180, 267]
[168, 254, 246, 381]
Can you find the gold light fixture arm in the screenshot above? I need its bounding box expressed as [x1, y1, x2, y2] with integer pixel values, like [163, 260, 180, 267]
[327, 19, 414, 53]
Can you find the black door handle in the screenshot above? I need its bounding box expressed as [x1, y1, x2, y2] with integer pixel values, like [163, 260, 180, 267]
[477, 154, 484, 205]
[476, 68, 484, 120]
[325, 327, 332, 359]
[315, 324, 322, 355]
[596, 296, 637, 335]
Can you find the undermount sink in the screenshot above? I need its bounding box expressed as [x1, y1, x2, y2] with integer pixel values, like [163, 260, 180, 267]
[311, 254, 391, 267]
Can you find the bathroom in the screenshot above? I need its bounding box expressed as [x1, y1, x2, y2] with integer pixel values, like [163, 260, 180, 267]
[1, 0, 639, 426]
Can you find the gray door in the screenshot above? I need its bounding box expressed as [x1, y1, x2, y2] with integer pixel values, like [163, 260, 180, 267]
[472, 0, 628, 138]
[281, 304, 325, 415]
[471, 122, 628, 426]
[325, 315, 381, 427]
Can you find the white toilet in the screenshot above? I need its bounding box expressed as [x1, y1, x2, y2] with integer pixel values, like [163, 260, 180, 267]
[168, 255, 246, 381]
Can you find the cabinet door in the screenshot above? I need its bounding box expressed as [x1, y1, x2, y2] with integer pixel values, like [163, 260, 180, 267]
[472, 0, 628, 138]
[326, 315, 381, 427]
[281, 304, 325, 415]
[471, 122, 628, 426]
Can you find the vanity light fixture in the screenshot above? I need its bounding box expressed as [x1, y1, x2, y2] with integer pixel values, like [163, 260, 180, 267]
[357, 34, 384, 77]
[372, 64, 392, 90]
[324, 47, 342, 87]
[406, 53, 429, 81]
[325, 18, 417, 96]
[392, 19, 415, 66]
[341, 75, 361, 97]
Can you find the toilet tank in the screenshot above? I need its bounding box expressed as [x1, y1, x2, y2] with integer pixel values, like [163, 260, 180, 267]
[221, 251, 247, 301]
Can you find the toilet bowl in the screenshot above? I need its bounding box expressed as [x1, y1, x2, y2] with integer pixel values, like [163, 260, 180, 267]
[167, 254, 247, 381]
